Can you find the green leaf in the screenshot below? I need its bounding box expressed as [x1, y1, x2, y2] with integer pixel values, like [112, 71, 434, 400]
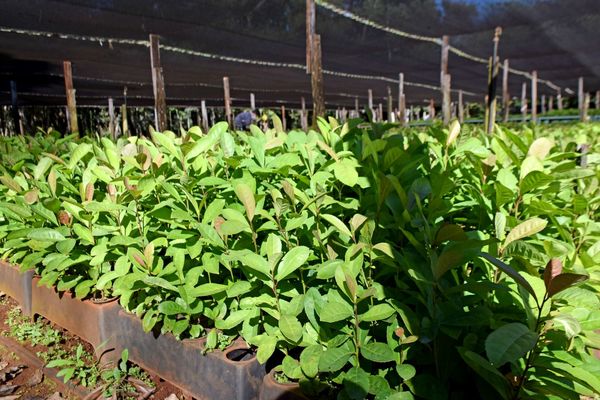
[319, 347, 352, 372]
[300, 345, 322, 378]
[0, 175, 22, 192]
[256, 335, 277, 364]
[221, 131, 236, 157]
[321, 214, 353, 239]
[233, 183, 255, 222]
[275, 246, 310, 281]
[359, 303, 395, 322]
[141, 276, 178, 292]
[334, 159, 359, 187]
[215, 309, 251, 330]
[480, 253, 538, 304]
[73, 223, 94, 245]
[67, 143, 92, 169]
[548, 273, 588, 297]
[232, 250, 271, 277]
[189, 283, 228, 297]
[319, 300, 353, 323]
[56, 239, 76, 255]
[485, 323, 537, 366]
[151, 130, 179, 157]
[502, 218, 547, 250]
[27, 228, 65, 242]
[361, 342, 395, 363]
[34, 157, 54, 180]
[343, 367, 370, 400]
[158, 301, 186, 316]
[279, 315, 303, 343]
[458, 349, 511, 399]
[396, 364, 416, 381]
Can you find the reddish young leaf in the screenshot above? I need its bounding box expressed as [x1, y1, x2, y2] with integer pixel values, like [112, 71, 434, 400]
[543, 258, 563, 290]
[547, 273, 588, 297]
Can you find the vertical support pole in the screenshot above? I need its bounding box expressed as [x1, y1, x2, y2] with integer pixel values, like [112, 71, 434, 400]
[150, 35, 167, 131]
[429, 99, 435, 120]
[502, 59, 510, 122]
[9, 80, 21, 135]
[378, 103, 383, 123]
[531, 71, 538, 124]
[458, 90, 464, 123]
[541, 95, 546, 115]
[223, 76, 232, 126]
[557, 89, 563, 110]
[354, 97, 359, 116]
[108, 97, 115, 140]
[201, 100, 209, 133]
[521, 82, 528, 121]
[583, 93, 590, 123]
[486, 27, 502, 134]
[301, 97, 308, 131]
[440, 35, 451, 125]
[63, 61, 78, 135]
[595, 90, 600, 110]
[122, 86, 129, 136]
[387, 86, 393, 122]
[250, 93, 256, 111]
[442, 74, 451, 125]
[548, 96, 554, 112]
[306, 0, 315, 74]
[578, 77, 585, 122]
[398, 73, 406, 126]
[310, 34, 325, 125]
[281, 105, 286, 131]
[368, 89, 374, 118]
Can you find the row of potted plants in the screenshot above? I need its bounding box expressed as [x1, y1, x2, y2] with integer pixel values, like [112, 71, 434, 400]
[0, 119, 598, 399]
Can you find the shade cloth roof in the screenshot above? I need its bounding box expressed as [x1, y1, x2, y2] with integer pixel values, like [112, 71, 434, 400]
[1, 0, 599, 108]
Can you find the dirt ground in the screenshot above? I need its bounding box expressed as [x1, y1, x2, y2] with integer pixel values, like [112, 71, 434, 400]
[0, 295, 186, 400]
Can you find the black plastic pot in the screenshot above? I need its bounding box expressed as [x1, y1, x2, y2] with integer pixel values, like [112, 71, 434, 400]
[0, 260, 34, 316]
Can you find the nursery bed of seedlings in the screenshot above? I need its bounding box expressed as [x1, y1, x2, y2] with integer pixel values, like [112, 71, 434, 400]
[0, 117, 597, 399]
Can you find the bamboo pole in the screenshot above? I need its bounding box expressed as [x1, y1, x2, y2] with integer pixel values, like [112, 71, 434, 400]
[502, 59, 510, 122]
[108, 97, 115, 140]
[368, 89, 374, 119]
[557, 89, 563, 110]
[122, 86, 129, 136]
[458, 90, 464, 123]
[486, 27, 502, 134]
[541, 94, 546, 114]
[441, 35, 451, 125]
[521, 82, 528, 121]
[548, 96, 554, 112]
[578, 77, 585, 122]
[531, 71, 538, 124]
[250, 93, 256, 111]
[306, 0, 315, 74]
[429, 99, 435, 120]
[387, 86, 393, 122]
[63, 61, 78, 134]
[310, 34, 325, 125]
[354, 97, 359, 116]
[301, 97, 308, 131]
[596, 90, 600, 110]
[149, 34, 167, 131]
[201, 100, 209, 133]
[223, 76, 232, 126]
[281, 105, 286, 131]
[398, 72, 406, 126]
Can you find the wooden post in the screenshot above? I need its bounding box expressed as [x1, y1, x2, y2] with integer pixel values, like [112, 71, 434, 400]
[583, 93, 590, 122]
[306, 0, 315, 74]
[63, 61, 79, 134]
[578, 77, 585, 122]
[387, 86, 393, 122]
[223, 76, 232, 126]
[250, 93, 256, 111]
[429, 99, 436, 120]
[531, 71, 538, 124]
[281, 105, 286, 131]
[557, 89, 563, 110]
[398, 73, 406, 126]
[149, 34, 167, 131]
[441, 35, 451, 125]
[378, 103, 383, 123]
[442, 74, 451, 125]
[122, 86, 129, 136]
[368, 89, 374, 119]
[502, 59, 510, 122]
[548, 96, 554, 112]
[596, 90, 600, 110]
[354, 97, 359, 116]
[108, 97, 116, 140]
[201, 100, 209, 133]
[310, 34, 325, 125]
[486, 27, 502, 134]
[521, 82, 528, 121]
[541, 95, 546, 115]
[301, 97, 308, 131]
[9, 80, 22, 135]
[458, 90, 464, 123]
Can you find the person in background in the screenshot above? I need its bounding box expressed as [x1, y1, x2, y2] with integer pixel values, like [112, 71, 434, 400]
[234, 110, 257, 130]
